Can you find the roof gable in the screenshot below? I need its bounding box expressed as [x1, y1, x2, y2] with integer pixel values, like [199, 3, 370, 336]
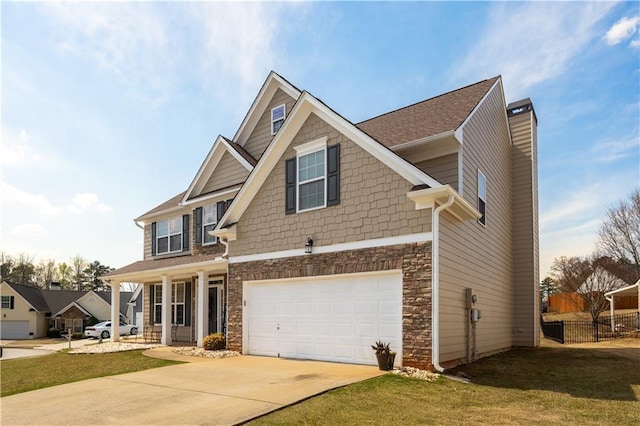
[217, 91, 443, 229]
[357, 77, 500, 148]
[2, 281, 48, 312]
[233, 71, 301, 146]
[181, 135, 256, 204]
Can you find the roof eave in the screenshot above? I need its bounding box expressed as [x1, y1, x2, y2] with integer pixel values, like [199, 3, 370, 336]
[407, 185, 481, 222]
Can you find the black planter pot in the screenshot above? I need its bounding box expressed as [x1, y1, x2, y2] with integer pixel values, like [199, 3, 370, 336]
[375, 352, 396, 371]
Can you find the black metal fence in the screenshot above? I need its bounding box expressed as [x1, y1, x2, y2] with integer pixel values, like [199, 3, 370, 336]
[541, 312, 640, 344]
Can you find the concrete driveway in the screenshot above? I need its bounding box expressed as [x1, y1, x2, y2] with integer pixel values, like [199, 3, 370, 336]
[0, 353, 384, 425]
[0, 347, 55, 360]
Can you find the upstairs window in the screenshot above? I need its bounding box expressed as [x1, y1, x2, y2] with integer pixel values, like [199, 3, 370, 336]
[156, 217, 183, 254]
[478, 169, 487, 226]
[151, 215, 189, 256]
[285, 137, 340, 214]
[298, 149, 326, 211]
[1, 295, 14, 309]
[271, 104, 286, 135]
[202, 203, 217, 245]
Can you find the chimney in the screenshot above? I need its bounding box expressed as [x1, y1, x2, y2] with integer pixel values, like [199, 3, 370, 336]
[507, 98, 540, 347]
[50, 281, 62, 291]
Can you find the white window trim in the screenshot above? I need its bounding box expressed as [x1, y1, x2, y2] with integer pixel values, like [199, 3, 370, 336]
[202, 203, 218, 246]
[153, 282, 186, 325]
[295, 137, 328, 213]
[156, 217, 183, 255]
[1, 296, 11, 309]
[477, 169, 487, 227]
[271, 104, 286, 135]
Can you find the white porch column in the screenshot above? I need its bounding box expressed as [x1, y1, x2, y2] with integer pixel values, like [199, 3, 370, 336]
[110, 282, 120, 342]
[161, 274, 172, 345]
[197, 271, 206, 347]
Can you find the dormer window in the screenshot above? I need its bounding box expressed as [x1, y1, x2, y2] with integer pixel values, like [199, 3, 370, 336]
[271, 104, 286, 135]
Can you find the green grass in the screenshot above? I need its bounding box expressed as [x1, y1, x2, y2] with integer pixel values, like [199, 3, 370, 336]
[0, 350, 181, 397]
[250, 344, 640, 425]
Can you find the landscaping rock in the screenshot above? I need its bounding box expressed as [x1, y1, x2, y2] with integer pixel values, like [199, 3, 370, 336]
[391, 366, 439, 382]
[172, 347, 240, 359]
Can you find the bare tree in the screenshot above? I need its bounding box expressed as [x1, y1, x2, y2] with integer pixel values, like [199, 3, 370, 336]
[1, 252, 13, 282]
[13, 253, 36, 286]
[70, 255, 88, 291]
[598, 188, 640, 279]
[35, 259, 57, 289]
[552, 256, 628, 321]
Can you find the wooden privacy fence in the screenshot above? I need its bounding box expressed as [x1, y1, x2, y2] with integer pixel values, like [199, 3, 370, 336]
[541, 312, 640, 344]
[548, 293, 638, 313]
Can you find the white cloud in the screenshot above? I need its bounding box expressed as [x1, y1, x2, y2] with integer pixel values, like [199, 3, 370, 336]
[0, 182, 62, 215]
[604, 16, 640, 45]
[590, 136, 640, 162]
[67, 193, 113, 214]
[11, 224, 47, 237]
[453, 2, 616, 100]
[0, 128, 44, 165]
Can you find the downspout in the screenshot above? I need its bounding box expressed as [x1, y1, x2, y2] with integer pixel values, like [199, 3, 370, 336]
[219, 237, 229, 258]
[432, 194, 455, 373]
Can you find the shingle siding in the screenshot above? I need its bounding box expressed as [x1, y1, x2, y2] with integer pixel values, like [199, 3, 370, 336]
[231, 113, 432, 257]
[243, 88, 297, 160]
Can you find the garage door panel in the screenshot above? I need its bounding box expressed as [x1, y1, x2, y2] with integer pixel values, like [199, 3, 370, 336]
[0, 320, 30, 339]
[246, 271, 402, 366]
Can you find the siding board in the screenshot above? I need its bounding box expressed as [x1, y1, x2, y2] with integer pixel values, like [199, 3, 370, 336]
[244, 89, 297, 160]
[200, 152, 250, 195]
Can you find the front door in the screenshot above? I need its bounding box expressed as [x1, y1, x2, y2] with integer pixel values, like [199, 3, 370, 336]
[208, 284, 223, 334]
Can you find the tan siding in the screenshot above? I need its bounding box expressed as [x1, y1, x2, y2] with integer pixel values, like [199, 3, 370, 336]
[415, 153, 458, 190]
[439, 85, 513, 363]
[143, 224, 151, 260]
[244, 89, 297, 160]
[509, 111, 539, 346]
[232, 113, 432, 256]
[200, 152, 250, 195]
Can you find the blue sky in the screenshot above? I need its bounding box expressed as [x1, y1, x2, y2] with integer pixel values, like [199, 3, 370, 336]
[1, 1, 639, 279]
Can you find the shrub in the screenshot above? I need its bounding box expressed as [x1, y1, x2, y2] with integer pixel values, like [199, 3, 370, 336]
[47, 328, 61, 338]
[202, 333, 225, 350]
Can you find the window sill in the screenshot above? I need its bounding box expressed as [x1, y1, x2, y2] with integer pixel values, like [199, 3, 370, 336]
[297, 204, 327, 214]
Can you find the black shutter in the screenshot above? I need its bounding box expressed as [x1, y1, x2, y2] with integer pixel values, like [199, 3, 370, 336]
[149, 285, 155, 324]
[285, 157, 296, 214]
[182, 214, 190, 252]
[185, 282, 191, 326]
[327, 144, 340, 206]
[151, 222, 157, 256]
[10, 296, 14, 309]
[216, 201, 225, 222]
[195, 208, 202, 245]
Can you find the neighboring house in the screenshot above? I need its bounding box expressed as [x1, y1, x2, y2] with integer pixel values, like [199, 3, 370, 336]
[105, 72, 539, 370]
[549, 268, 637, 314]
[0, 281, 138, 339]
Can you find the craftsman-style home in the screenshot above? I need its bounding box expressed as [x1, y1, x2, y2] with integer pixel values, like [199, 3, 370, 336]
[105, 72, 539, 370]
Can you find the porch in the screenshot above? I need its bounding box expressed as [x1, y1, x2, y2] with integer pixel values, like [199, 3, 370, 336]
[103, 254, 228, 347]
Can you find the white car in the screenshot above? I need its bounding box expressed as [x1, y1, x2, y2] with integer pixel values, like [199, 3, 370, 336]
[85, 321, 137, 339]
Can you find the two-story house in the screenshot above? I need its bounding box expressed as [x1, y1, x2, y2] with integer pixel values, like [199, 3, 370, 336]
[105, 72, 539, 371]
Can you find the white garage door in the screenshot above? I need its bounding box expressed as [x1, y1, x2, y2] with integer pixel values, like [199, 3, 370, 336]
[245, 271, 402, 366]
[0, 320, 30, 339]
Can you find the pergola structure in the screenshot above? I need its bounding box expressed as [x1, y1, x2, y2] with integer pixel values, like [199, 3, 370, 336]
[604, 279, 640, 332]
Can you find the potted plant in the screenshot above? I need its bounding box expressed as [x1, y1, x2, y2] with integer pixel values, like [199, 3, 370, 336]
[371, 340, 395, 371]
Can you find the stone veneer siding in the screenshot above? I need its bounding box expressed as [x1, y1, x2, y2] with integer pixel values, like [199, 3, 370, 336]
[227, 241, 433, 369]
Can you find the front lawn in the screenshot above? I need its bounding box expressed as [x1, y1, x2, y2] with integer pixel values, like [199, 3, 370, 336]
[1, 350, 180, 397]
[250, 341, 640, 425]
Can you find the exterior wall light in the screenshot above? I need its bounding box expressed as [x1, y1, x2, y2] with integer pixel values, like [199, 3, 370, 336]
[305, 237, 313, 254]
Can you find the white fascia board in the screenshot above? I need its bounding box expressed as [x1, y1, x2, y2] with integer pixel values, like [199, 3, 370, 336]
[220, 138, 255, 171]
[52, 301, 92, 318]
[181, 186, 242, 206]
[217, 92, 441, 229]
[605, 282, 639, 298]
[1, 281, 39, 312]
[457, 78, 503, 138]
[407, 185, 481, 222]
[233, 72, 301, 145]
[182, 135, 235, 204]
[229, 232, 433, 264]
[104, 258, 229, 283]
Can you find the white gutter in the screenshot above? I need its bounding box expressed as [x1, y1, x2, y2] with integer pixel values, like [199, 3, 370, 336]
[134, 220, 144, 230]
[431, 194, 455, 373]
